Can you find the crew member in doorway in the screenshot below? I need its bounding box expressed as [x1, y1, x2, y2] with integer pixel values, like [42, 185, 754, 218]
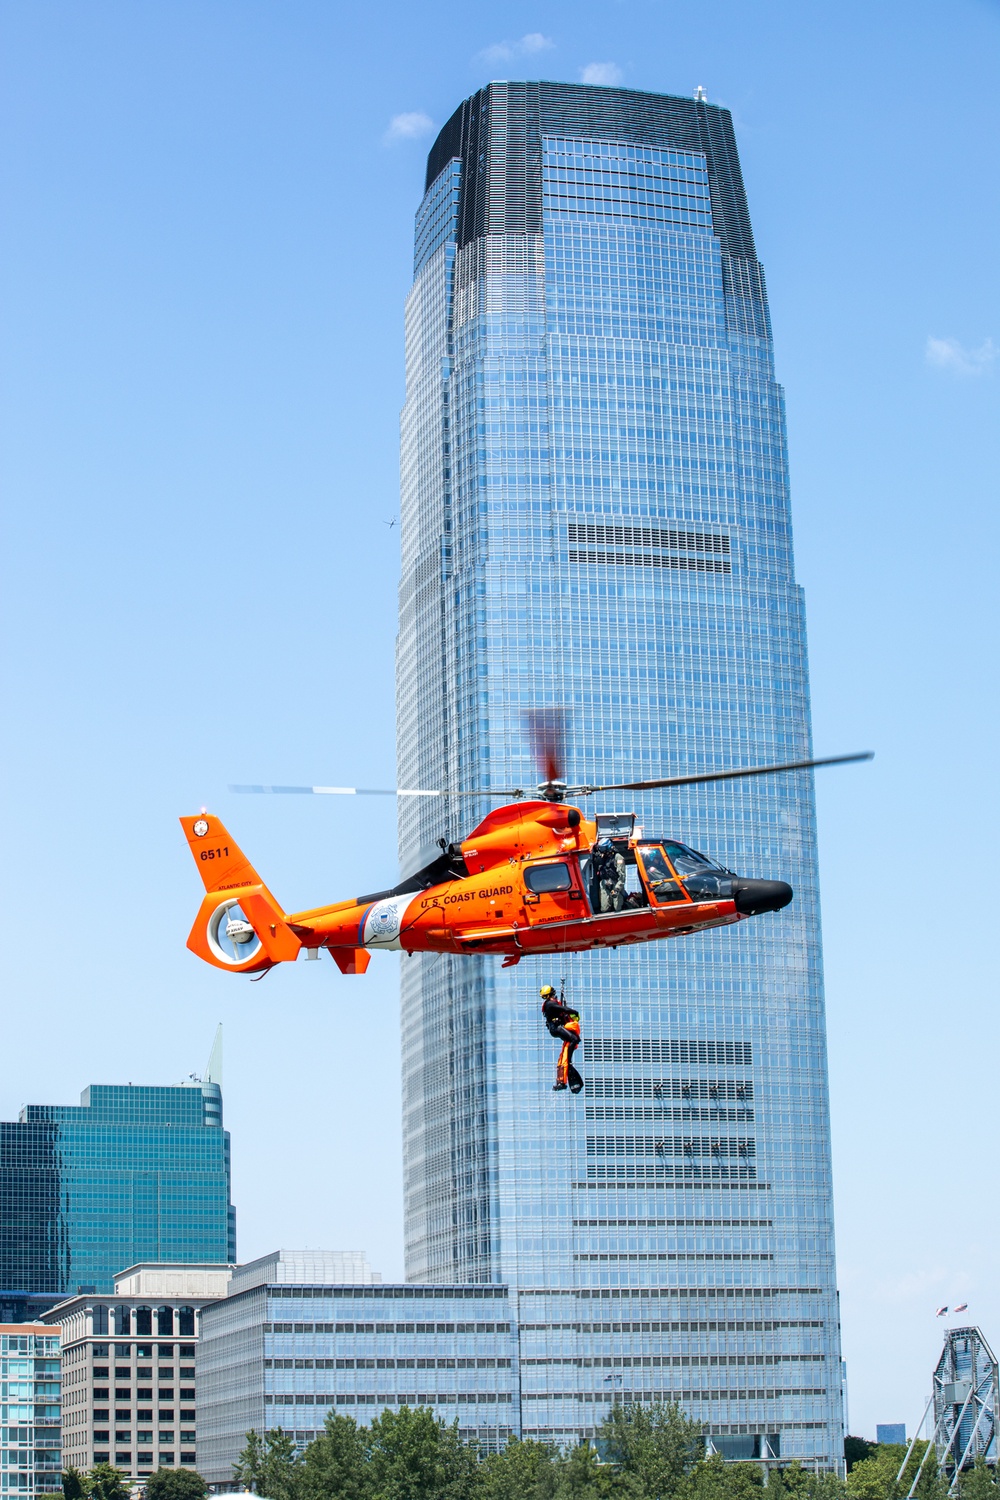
[541, 983, 583, 1094]
[593, 837, 626, 912]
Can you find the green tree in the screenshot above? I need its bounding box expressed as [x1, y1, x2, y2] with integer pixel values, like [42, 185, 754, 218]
[847, 1442, 931, 1500]
[599, 1400, 704, 1499]
[302, 1412, 371, 1500]
[912, 1450, 949, 1500]
[554, 1444, 616, 1500]
[259, 1429, 305, 1500]
[801, 1473, 849, 1500]
[364, 1406, 479, 1500]
[234, 1430, 267, 1494]
[85, 1465, 129, 1500]
[958, 1456, 1000, 1500]
[845, 1442, 877, 1475]
[768, 1464, 847, 1500]
[61, 1473, 90, 1500]
[681, 1452, 765, 1500]
[144, 1468, 208, 1500]
[479, 1439, 559, 1500]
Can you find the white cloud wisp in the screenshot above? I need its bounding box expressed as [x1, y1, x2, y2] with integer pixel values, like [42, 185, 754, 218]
[925, 335, 997, 376]
[384, 111, 435, 146]
[580, 61, 624, 86]
[478, 32, 554, 65]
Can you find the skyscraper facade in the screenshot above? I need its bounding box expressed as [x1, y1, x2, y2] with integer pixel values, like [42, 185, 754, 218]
[0, 1083, 235, 1298]
[397, 83, 842, 1465]
[197, 1251, 517, 1484]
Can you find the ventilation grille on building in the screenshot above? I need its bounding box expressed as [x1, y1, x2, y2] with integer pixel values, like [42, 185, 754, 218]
[588, 1040, 751, 1066]
[567, 523, 731, 573]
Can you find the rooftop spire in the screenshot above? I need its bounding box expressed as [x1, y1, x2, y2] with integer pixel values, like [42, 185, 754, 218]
[204, 1024, 223, 1086]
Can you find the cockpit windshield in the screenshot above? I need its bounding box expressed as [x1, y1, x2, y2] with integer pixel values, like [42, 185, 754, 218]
[636, 841, 734, 905]
[636, 845, 688, 904]
[660, 841, 724, 875]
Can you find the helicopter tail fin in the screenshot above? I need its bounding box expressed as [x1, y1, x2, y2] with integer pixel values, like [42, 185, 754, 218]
[180, 814, 266, 895]
[181, 814, 301, 971]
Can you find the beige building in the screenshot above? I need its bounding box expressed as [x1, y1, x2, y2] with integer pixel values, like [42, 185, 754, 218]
[41, 1262, 231, 1481]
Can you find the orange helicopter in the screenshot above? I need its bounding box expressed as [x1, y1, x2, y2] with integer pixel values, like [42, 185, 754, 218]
[180, 717, 870, 979]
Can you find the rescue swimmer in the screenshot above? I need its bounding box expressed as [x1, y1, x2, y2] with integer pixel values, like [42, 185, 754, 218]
[541, 983, 583, 1094]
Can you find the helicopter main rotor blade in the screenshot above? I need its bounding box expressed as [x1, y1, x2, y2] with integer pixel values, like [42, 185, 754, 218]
[228, 784, 525, 798]
[524, 707, 569, 787]
[569, 751, 873, 796]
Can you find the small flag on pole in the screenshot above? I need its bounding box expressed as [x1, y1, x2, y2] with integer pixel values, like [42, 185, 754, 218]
[954, 1304, 968, 1313]
[936, 1306, 949, 1317]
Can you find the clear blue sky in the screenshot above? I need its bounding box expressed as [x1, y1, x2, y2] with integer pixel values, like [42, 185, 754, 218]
[1, 0, 997, 1441]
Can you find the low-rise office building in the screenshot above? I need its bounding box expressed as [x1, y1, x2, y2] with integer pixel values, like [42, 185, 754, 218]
[41, 1262, 232, 1480]
[197, 1251, 518, 1487]
[0, 1323, 61, 1499]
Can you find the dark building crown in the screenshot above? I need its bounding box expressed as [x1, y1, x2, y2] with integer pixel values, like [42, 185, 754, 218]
[425, 80, 757, 261]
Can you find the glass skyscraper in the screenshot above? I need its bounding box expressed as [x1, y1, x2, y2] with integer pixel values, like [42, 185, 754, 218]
[0, 1083, 235, 1299]
[397, 83, 842, 1466]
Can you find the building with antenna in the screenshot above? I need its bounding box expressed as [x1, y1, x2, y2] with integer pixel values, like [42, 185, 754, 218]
[397, 81, 843, 1465]
[0, 1031, 234, 1307]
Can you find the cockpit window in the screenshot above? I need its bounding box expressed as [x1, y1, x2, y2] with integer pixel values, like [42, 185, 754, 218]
[638, 846, 672, 883]
[662, 841, 721, 875]
[524, 862, 573, 894]
[636, 845, 689, 904]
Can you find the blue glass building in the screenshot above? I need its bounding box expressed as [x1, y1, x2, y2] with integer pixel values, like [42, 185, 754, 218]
[397, 83, 842, 1466]
[0, 1083, 235, 1298]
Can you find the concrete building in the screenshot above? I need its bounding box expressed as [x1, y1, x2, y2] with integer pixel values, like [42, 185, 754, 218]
[41, 1262, 231, 1481]
[0, 1324, 61, 1500]
[196, 1251, 516, 1486]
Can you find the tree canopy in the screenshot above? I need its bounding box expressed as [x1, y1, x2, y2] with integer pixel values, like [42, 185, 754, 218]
[143, 1468, 209, 1500]
[231, 1401, 895, 1500]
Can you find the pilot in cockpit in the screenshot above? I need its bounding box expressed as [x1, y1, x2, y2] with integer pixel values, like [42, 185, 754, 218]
[637, 845, 672, 884]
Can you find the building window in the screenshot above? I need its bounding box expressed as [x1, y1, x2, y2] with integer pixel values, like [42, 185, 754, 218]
[157, 1307, 174, 1337]
[135, 1308, 152, 1336]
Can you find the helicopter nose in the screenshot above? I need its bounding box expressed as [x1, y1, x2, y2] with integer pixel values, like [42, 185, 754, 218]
[733, 879, 794, 916]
